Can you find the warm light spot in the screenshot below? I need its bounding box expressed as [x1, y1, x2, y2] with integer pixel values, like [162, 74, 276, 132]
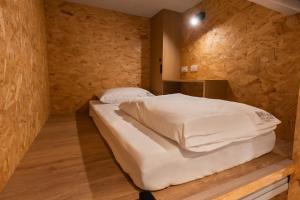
[190, 16, 200, 27]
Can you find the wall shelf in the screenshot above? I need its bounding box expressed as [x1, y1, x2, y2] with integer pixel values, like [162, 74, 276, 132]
[163, 80, 228, 99]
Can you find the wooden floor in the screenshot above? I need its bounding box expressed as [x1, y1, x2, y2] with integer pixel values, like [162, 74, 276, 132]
[0, 114, 289, 200]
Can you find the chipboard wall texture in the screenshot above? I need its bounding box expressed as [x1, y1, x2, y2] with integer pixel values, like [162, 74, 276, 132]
[46, 0, 150, 114]
[181, 0, 300, 141]
[0, 0, 49, 190]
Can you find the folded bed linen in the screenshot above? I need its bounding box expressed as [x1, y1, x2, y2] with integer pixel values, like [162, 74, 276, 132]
[119, 94, 280, 152]
[89, 101, 276, 190]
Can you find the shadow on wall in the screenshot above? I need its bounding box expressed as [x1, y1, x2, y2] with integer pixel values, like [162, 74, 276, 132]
[75, 113, 140, 199]
[76, 96, 98, 114]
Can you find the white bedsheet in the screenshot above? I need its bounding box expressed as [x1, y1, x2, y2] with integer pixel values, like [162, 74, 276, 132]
[89, 101, 276, 191]
[119, 94, 280, 152]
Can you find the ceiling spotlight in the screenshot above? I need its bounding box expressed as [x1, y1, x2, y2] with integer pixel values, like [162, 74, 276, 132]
[190, 16, 200, 26]
[189, 11, 206, 27]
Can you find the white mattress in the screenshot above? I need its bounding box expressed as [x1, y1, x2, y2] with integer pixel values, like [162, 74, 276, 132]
[89, 101, 276, 191]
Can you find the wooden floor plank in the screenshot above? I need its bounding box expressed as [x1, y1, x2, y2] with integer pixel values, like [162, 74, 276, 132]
[0, 114, 291, 200]
[0, 114, 140, 200]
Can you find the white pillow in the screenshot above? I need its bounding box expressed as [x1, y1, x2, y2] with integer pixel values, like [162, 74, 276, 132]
[98, 87, 154, 104]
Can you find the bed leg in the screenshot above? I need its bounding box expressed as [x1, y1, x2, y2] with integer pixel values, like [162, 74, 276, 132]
[139, 191, 156, 200]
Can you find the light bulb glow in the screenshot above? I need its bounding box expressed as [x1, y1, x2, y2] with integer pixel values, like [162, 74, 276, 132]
[190, 16, 200, 27]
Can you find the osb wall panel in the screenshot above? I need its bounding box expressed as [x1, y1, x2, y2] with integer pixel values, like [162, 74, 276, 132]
[0, 0, 49, 190]
[181, 0, 300, 141]
[46, 0, 150, 114]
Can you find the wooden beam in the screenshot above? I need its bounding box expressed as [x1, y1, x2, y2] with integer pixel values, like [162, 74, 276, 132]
[288, 89, 300, 200]
[185, 159, 294, 200]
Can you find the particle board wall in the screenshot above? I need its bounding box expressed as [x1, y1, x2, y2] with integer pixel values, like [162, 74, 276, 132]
[181, 0, 300, 141]
[46, 0, 150, 114]
[0, 0, 49, 191]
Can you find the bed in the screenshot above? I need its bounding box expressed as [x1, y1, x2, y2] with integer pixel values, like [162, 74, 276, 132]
[89, 100, 276, 191]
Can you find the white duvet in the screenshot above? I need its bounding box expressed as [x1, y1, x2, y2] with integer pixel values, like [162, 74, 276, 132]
[119, 94, 280, 152]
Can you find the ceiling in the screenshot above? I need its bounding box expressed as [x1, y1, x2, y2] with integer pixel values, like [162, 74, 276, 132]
[65, 0, 201, 17]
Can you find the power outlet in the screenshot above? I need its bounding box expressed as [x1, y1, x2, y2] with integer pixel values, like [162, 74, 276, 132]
[190, 65, 198, 72]
[181, 66, 189, 73]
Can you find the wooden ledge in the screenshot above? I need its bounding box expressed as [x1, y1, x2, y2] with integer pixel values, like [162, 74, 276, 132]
[184, 159, 294, 200]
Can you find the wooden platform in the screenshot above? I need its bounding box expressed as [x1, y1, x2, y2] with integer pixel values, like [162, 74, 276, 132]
[0, 114, 292, 200]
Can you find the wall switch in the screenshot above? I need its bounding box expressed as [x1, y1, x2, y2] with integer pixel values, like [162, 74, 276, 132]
[190, 64, 198, 72]
[181, 66, 189, 73]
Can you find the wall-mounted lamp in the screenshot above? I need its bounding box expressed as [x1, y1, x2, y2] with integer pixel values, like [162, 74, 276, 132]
[189, 11, 206, 27]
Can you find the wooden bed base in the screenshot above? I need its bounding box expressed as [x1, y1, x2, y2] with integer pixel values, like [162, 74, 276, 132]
[186, 159, 294, 200]
[151, 153, 293, 200]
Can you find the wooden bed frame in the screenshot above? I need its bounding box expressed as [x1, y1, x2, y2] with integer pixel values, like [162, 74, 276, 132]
[149, 154, 293, 200]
